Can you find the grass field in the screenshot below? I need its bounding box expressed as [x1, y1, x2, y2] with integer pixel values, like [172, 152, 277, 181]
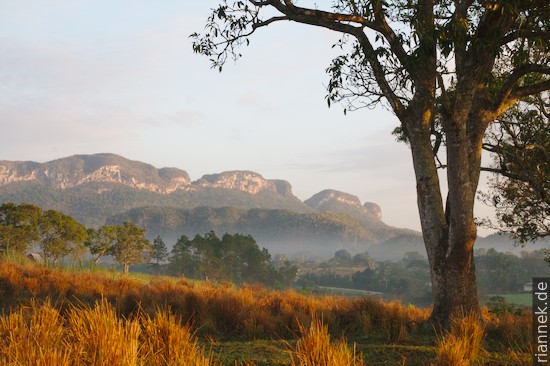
[487, 293, 532, 307]
[0, 259, 533, 365]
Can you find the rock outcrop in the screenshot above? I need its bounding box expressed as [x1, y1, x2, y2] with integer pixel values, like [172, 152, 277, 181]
[305, 189, 385, 227]
[0, 154, 295, 196]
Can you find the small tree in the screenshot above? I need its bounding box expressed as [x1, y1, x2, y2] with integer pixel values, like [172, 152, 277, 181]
[0, 202, 42, 255]
[84, 226, 118, 268]
[169, 234, 200, 277]
[151, 235, 169, 274]
[111, 221, 152, 274]
[152, 235, 169, 264]
[38, 209, 87, 266]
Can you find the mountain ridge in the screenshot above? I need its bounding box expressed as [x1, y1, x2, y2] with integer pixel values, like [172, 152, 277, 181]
[0, 153, 296, 196]
[0, 153, 420, 257]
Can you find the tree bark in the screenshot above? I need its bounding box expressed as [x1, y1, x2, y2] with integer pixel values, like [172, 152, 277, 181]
[123, 263, 129, 274]
[405, 103, 482, 325]
[431, 241, 480, 324]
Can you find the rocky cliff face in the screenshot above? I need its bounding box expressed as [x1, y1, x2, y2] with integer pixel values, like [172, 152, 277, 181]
[304, 189, 385, 226]
[0, 154, 191, 194]
[0, 154, 295, 197]
[194, 171, 293, 196]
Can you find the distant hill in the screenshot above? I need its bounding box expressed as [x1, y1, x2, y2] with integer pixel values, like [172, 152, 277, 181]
[0, 154, 309, 226]
[305, 189, 386, 227]
[0, 153, 421, 258]
[106, 205, 412, 257]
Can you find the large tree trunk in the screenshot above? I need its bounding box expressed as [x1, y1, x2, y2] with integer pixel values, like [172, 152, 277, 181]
[405, 104, 482, 325]
[431, 241, 480, 323]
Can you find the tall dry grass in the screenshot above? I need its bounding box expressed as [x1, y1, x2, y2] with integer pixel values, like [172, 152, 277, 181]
[0, 300, 72, 366]
[0, 259, 429, 340]
[0, 298, 215, 366]
[434, 312, 485, 366]
[289, 317, 364, 366]
[0, 259, 533, 365]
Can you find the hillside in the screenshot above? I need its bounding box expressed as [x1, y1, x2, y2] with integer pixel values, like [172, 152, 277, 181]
[0, 154, 419, 257]
[0, 154, 310, 226]
[106, 205, 411, 257]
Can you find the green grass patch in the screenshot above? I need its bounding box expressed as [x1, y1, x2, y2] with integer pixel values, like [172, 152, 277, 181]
[317, 286, 382, 297]
[487, 293, 531, 307]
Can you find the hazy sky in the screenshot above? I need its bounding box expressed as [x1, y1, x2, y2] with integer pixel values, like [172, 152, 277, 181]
[0, 1, 498, 234]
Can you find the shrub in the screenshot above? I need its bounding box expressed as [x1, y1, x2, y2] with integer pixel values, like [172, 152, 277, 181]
[289, 317, 364, 366]
[435, 313, 485, 366]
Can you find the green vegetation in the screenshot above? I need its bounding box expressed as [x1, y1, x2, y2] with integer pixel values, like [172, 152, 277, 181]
[38, 209, 87, 266]
[167, 231, 296, 287]
[111, 222, 152, 274]
[107, 205, 418, 258]
[0, 202, 296, 288]
[480, 101, 549, 244]
[295, 248, 549, 307]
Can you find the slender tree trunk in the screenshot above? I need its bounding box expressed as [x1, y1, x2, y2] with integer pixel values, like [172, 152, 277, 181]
[93, 256, 100, 269]
[123, 263, 129, 274]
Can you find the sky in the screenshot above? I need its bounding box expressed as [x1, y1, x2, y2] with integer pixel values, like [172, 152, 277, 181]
[0, 1, 497, 234]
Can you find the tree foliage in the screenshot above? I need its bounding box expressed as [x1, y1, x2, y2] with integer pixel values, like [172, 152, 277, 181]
[152, 235, 169, 264]
[111, 221, 152, 274]
[480, 99, 549, 243]
[0, 203, 42, 254]
[38, 209, 87, 266]
[84, 225, 118, 267]
[168, 231, 296, 287]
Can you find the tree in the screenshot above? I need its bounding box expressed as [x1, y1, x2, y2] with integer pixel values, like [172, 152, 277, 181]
[111, 221, 152, 274]
[38, 209, 87, 266]
[152, 235, 169, 264]
[84, 226, 118, 268]
[475, 248, 527, 293]
[0, 202, 42, 255]
[334, 249, 353, 263]
[151, 235, 169, 274]
[169, 234, 200, 277]
[193, 1, 550, 324]
[479, 101, 549, 243]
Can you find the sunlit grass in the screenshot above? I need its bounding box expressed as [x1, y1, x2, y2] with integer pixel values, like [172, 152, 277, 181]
[0, 259, 534, 365]
[288, 317, 364, 366]
[0, 298, 216, 366]
[434, 313, 485, 366]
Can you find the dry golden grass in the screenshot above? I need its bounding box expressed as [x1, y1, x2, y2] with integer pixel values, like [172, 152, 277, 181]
[66, 298, 141, 366]
[141, 308, 216, 366]
[0, 260, 429, 340]
[0, 298, 216, 366]
[0, 260, 534, 365]
[0, 300, 72, 366]
[434, 313, 485, 366]
[289, 317, 364, 366]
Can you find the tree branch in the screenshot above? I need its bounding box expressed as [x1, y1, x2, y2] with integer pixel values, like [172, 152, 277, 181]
[371, 0, 413, 79]
[353, 32, 406, 118]
[491, 64, 550, 113]
[501, 30, 550, 45]
[252, 16, 288, 29]
[511, 80, 550, 100]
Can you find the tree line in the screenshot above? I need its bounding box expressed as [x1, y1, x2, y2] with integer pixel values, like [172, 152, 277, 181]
[297, 248, 550, 306]
[0, 202, 296, 286]
[0, 202, 151, 273]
